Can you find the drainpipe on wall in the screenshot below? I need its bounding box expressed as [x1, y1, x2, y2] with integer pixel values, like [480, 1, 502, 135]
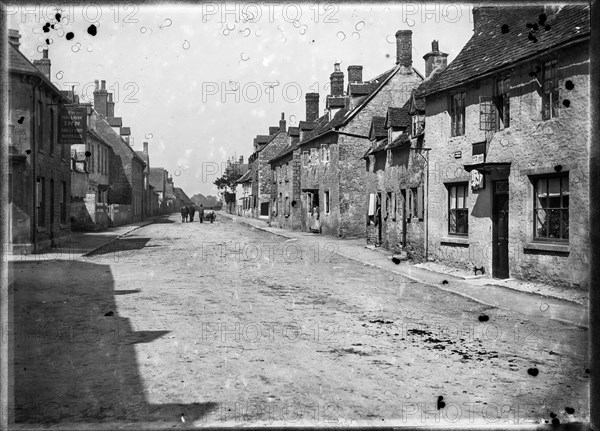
[31, 77, 42, 253]
[424, 149, 430, 260]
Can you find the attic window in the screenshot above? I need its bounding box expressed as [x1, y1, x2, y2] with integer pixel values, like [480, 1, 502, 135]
[542, 60, 559, 120]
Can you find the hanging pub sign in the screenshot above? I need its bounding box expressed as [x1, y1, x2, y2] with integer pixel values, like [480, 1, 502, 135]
[471, 169, 485, 191]
[60, 106, 87, 145]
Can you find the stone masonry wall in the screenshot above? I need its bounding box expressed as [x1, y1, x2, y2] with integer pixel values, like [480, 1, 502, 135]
[425, 42, 589, 288]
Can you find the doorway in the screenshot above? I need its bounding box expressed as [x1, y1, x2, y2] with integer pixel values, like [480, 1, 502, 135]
[492, 180, 509, 279]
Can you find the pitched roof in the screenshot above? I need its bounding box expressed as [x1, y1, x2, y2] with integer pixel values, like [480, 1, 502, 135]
[349, 82, 372, 96]
[365, 138, 388, 157]
[386, 132, 410, 150]
[120, 126, 131, 136]
[298, 121, 317, 131]
[288, 126, 300, 137]
[9, 44, 65, 99]
[417, 5, 590, 96]
[385, 107, 411, 129]
[326, 96, 346, 108]
[236, 169, 252, 184]
[269, 64, 421, 164]
[369, 116, 387, 140]
[107, 117, 122, 127]
[95, 116, 146, 165]
[135, 150, 149, 166]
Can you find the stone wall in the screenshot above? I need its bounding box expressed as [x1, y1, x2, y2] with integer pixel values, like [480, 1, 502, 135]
[425, 42, 589, 288]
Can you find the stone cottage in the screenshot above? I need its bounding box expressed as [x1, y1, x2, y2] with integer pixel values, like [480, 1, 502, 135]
[418, 5, 590, 287]
[293, 30, 423, 238]
[8, 33, 71, 253]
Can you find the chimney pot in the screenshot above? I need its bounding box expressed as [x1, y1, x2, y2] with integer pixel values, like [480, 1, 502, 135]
[395, 30, 413, 68]
[423, 40, 448, 78]
[143, 142, 148, 153]
[42, 49, 48, 59]
[94, 79, 109, 117]
[330, 63, 345, 97]
[95, 80, 99, 90]
[279, 113, 286, 132]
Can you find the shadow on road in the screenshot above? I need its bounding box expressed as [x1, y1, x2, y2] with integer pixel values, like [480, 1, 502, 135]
[86, 237, 151, 257]
[151, 215, 176, 224]
[12, 260, 217, 424]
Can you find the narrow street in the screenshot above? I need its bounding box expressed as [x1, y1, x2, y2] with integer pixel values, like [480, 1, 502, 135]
[12, 214, 589, 427]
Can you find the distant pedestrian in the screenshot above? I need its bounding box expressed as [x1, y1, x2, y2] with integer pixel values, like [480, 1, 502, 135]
[189, 205, 196, 222]
[198, 205, 205, 223]
[206, 209, 215, 223]
[181, 206, 189, 222]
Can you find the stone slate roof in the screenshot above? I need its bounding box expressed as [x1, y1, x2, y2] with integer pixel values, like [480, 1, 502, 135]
[416, 5, 590, 96]
[349, 82, 372, 96]
[269, 63, 419, 164]
[369, 116, 387, 140]
[365, 138, 388, 157]
[288, 126, 300, 137]
[326, 96, 346, 108]
[298, 121, 317, 131]
[385, 107, 411, 129]
[174, 187, 193, 204]
[386, 133, 411, 150]
[9, 44, 65, 100]
[107, 117, 122, 127]
[236, 169, 252, 184]
[120, 126, 131, 136]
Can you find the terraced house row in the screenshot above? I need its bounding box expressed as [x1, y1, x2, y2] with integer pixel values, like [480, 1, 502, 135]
[231, 5, 590, 289]
[7, 29, 187, 254]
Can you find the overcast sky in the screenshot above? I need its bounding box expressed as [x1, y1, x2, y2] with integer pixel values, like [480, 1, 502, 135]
[9, 3, 474, 197]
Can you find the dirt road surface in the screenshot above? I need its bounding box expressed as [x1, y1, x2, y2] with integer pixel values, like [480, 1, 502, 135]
[11, 214, 589, 427]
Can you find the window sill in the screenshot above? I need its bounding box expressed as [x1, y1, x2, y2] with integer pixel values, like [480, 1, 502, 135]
[441, 236, 469, 246]
[524, 242, 569, 253]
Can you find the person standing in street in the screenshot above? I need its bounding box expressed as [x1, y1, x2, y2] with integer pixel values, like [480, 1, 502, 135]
[189, 205, 196, 222]
[198, 205, 204, 223]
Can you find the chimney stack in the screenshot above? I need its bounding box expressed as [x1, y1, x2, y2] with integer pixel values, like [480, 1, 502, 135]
[279, 112, 286, 132]
[33, 49, 51, 80]
[107, 93, 115, 117]
[347, 65, 363, 83]
[330, 63, 344, 97]
[423, 40, 449, 77]
[395, 30, 412, 68]
[305, 93, 319, 122]
[8, 29, 21, 48]
[269, 126, 279, 135]
[93, 78, 108, 117]
[143, 141, 148, 153]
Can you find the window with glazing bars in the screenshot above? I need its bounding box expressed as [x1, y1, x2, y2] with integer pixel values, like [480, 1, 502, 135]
[450, 92, 465, 136]
[542, 60, 559, 120]
[448, 183, 468, 235]
[533, 174, 568, 241]
[495, 77, 510, 128]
